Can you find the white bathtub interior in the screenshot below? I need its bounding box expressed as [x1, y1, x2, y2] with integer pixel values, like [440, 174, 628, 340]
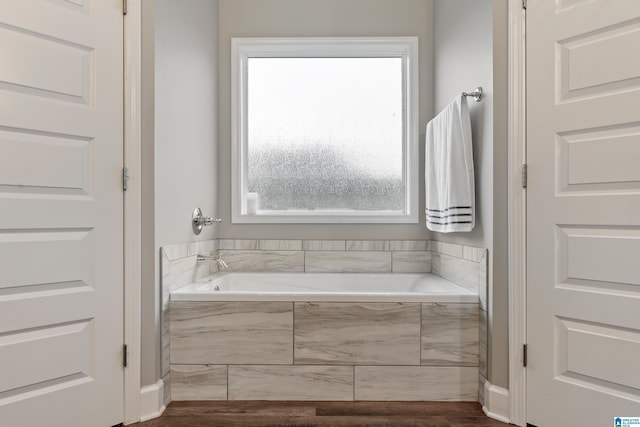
[171, 272, 478, 303]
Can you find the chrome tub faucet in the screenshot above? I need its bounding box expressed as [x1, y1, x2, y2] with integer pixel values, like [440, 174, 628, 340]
[197, 254, 228, 270]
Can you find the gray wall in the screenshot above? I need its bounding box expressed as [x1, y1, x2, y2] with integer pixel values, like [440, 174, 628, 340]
[141, 0, 157, 389]
[143, 0, 510, 391]
[217, 0, 434, 240]
[491, 0, 509, 392]
[433, 0, 508, 388]
[141, 0, 219, 387]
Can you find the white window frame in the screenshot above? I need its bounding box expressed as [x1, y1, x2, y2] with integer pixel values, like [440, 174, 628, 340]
[231, 36, 419, 224]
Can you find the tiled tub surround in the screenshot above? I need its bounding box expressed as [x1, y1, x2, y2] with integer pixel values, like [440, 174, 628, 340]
[170, 300, 479, 401]
[161, 239, 488, 403]
[160, 240, 219, 404]
[430, 241, 488, 403]
[217, 239, 432, 273]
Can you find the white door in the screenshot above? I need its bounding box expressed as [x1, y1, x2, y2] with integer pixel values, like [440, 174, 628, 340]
[0, 1, 124, 426]
[527, 0, 640, 425]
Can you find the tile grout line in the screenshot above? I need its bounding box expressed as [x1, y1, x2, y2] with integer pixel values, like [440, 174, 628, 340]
[419, 302, 423, 366]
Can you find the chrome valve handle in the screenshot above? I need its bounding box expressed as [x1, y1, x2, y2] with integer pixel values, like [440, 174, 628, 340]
[199, 217, 222, 226]
[192, 207, 221, 235]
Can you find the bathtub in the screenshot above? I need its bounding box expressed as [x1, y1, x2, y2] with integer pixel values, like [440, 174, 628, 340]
[169, 271, 481, 401]
[171, 272, 477, 303]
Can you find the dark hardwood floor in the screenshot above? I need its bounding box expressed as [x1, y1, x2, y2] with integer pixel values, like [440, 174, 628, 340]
[132, 401, 510, 427]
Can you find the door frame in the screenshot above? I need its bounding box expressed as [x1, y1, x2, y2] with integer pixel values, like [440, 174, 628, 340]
[121, 1, 531, 425]
[507, 0, 527, 426]
[123, 0, 143, 424]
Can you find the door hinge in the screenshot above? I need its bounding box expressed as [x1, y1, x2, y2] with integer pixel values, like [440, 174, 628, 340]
[122, 167, 129, 191]
[123, 0, 127, 15]
[523, 344, 528, 367]
[522, 163, 528, 189]
[123, 344, 128, 368]
[522, 0, 527, 9]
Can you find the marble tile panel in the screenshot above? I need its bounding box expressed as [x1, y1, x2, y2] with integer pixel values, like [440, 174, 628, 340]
[208, 249, 221, 275]
[219, 239, 258, 250]
[162, 372, 171, 405]
[171, 365, 227, 401]
[161, 309, 171, 377]
[187, 242, 199, 257]
[431, 252, 441, 276]
[474, 251, 488, 310]
[294, 302, 420, 365]
[478, 258, 487, 310]
[220, 250, 304, 272]
[166, 256, 198, 291]
[228, 365, 353, 401]
[479, 373, 487, 406]
[391, 251, 432, 273]
[161, 249, 171, 310]
[170, 301, 293, 364]
[479, 308, 488, 378]
[389, 240, 430, 251]
[203, 240, 217, 254]
[163, 254, 211, 301]
[354, 366, 478, 401]
[188, 240, 217, 257]
[161, 255, 208, 312]
[257, 239, 303, 251]
[302, 240, 346, 251]
[432, 241, 464, 258]
[162, 243, 189, 261]
[345, 240, 390, 251]
[421, 303, 479, 366]
[438, 253, 487, 310]
[305, 251, 391, 273]
[196, 257, 215, 279]
[463, 246, 486, 263]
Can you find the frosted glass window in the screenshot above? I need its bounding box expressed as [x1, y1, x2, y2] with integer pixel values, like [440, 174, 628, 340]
[248, 58, 403, 212]
[232, 38, 419, 223]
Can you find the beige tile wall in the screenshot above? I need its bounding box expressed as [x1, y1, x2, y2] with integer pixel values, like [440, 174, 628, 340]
[429, 242, 488, 404]
[170, 301, 293, 364]
[170, 300, 479, 401]
[294, 302, 421, 365]
[219, 239, 432, 274]
[160, 240, 218, 404]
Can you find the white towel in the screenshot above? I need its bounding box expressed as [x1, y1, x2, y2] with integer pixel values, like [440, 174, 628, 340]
[425, 95, 475, 232]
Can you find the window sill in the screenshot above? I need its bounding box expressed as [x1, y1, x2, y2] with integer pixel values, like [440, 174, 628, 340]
[231, 211, 419, 224]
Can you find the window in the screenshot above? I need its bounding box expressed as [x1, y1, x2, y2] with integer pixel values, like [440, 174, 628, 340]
[231, 37, 419, 223]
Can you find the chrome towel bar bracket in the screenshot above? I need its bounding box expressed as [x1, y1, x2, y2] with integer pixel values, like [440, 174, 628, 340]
[462, 86, 483, 102]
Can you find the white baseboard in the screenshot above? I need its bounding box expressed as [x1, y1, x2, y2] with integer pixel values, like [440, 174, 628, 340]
[138, 377, 507, 423]
[482, 380, 510, 424]
[139, 380, 166, 422]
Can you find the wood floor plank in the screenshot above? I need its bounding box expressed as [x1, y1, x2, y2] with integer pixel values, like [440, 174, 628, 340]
[132, 401, 509, 427]
[315, 401, 483, 416]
